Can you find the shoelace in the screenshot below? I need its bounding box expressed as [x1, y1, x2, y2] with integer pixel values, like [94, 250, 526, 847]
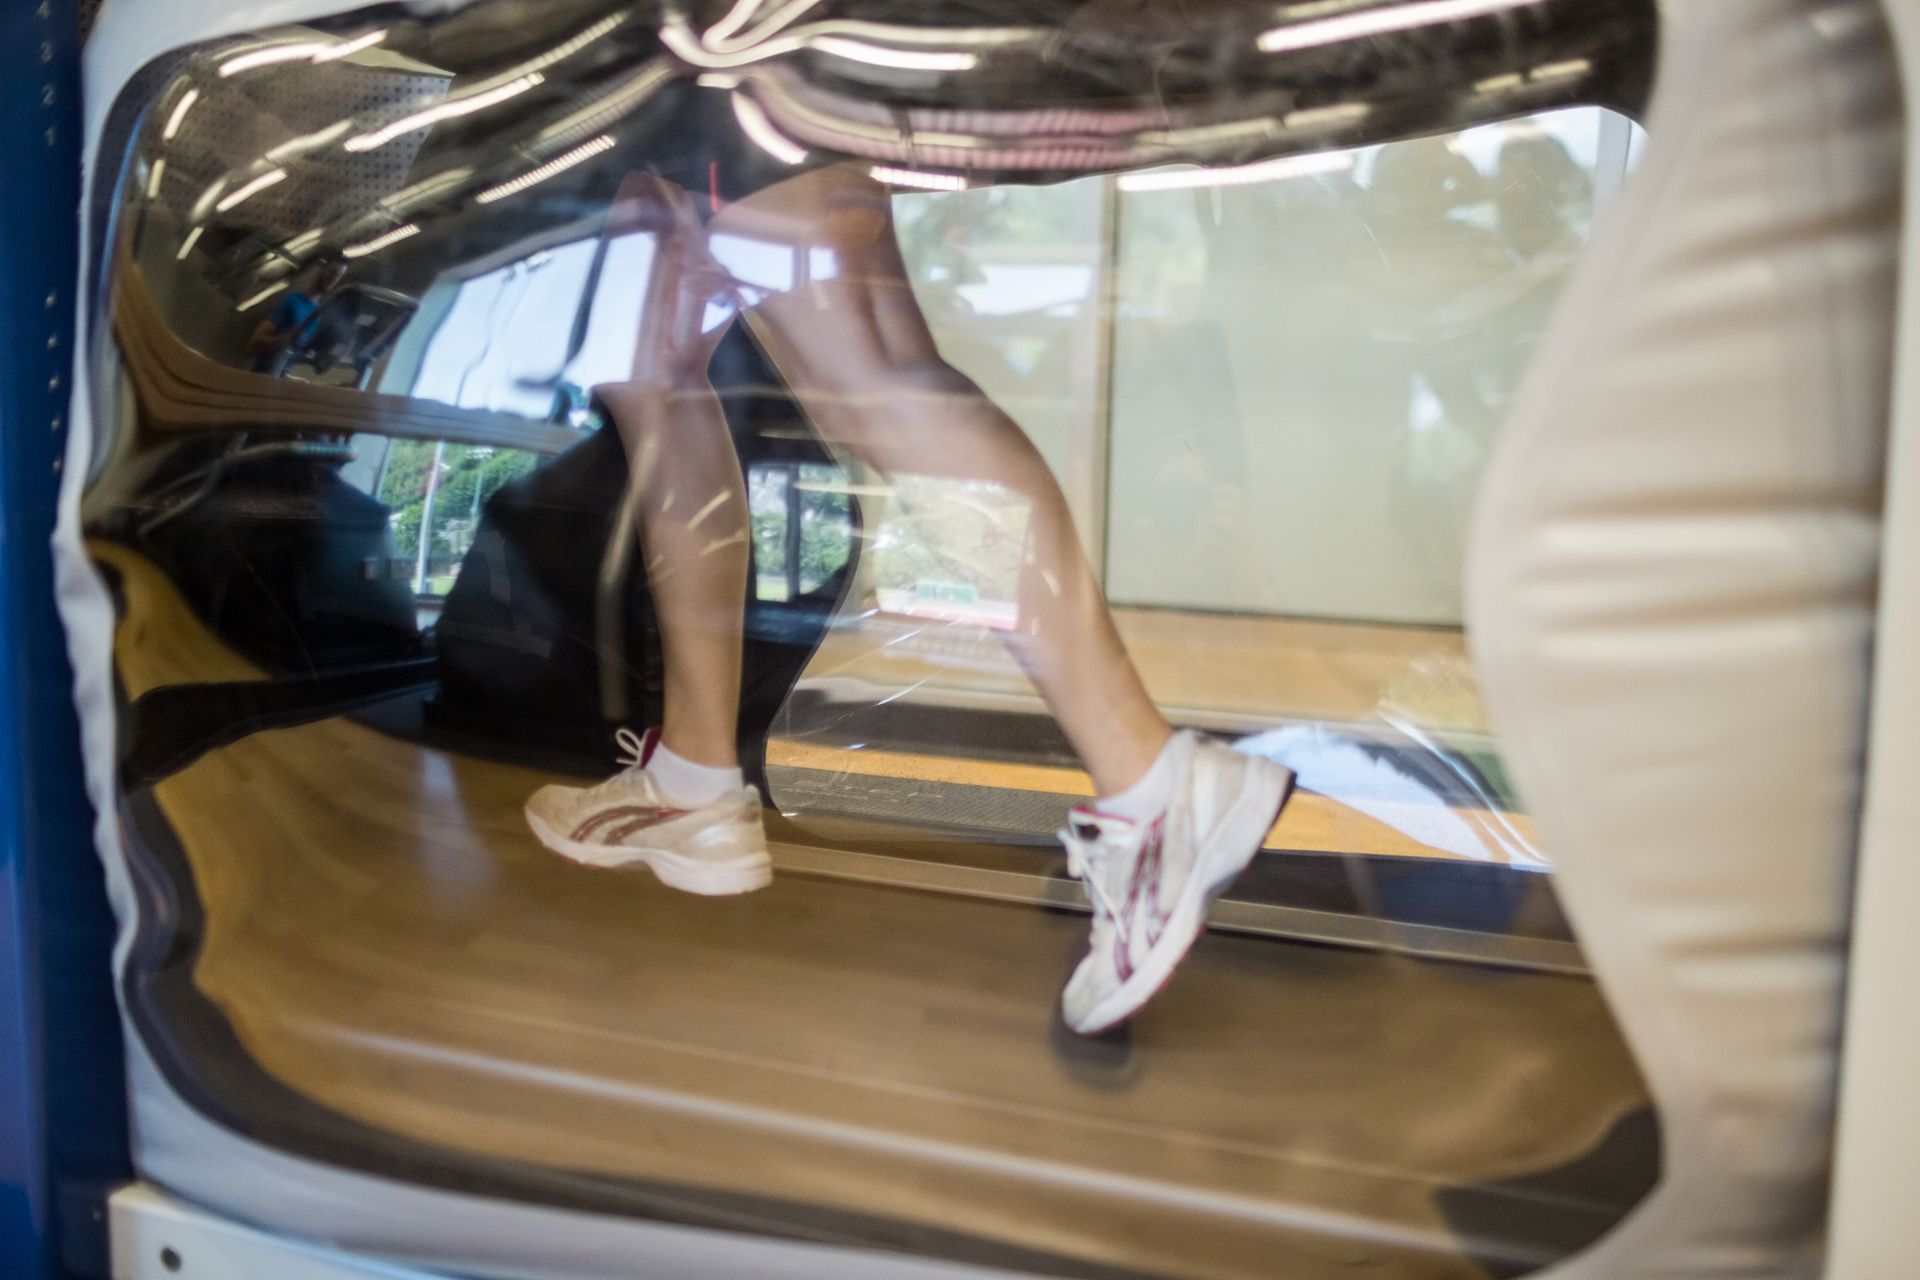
[1058, 819, 1141, 948]
[613, 726, 651, 769]
[581, 727, 659, 802]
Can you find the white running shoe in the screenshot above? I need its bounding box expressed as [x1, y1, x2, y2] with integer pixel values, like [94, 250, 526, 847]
[1059, 731, 1295, 1036]
[524, 728, 772, 896]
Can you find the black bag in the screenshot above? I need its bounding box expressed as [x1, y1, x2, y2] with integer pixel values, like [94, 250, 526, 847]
[129, 442, 422, 673]
[431, 325, 856, 790]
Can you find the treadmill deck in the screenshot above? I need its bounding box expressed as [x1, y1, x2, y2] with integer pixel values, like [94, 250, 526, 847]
[107, 542, 1652, 1280]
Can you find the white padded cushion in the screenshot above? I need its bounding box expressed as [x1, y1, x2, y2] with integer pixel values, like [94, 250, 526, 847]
[1465, 1, 1899, 1275]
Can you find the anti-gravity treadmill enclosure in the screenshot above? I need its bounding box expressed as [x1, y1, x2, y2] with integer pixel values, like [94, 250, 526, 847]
[69, 1, 1664, 1277]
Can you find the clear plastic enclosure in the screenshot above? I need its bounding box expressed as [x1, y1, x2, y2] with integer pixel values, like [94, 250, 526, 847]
[84, 2, 1661, 1276]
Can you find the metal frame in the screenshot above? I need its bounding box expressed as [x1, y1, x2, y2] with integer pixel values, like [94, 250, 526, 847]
[1, 2, 130, 1277]
[772, 842, 1588, 975]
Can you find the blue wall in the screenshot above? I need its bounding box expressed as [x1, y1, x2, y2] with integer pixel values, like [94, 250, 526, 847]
[0, 2, 132, 1277]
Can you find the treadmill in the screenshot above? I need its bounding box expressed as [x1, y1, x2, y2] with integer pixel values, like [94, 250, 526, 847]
[64, 2, 1663, 1277]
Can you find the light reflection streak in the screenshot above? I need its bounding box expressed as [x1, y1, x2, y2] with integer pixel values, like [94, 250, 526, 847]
[1117, 149, 1353, 192]
[266, 120, 353, 163]
[1530, 57, 1592, 81]
[344, 75, 543, 153]
[533, 61, 673, 149]
[707, 0, 826, 48]
[218, 41, 332, 76]
[869, 678, 931, 711]
[452, 11, 628, 105]
[1475, 57, 1591, 94]
[1281, 103, 1371, 130]
[870, 166, 967, 191]
[704, 3, 1032, 54]
[474, 135, 615, 204]
[312, 29, 390, 63]
[809, 37, 977, 71]
[161, 88, 199, 140]
[382, 167, 477, 216]
[213, 167, 286, 212]
[661, 20, 803, 69]
[281, 228, 325, 258]
[732, 94, 808, 165]
[341, 222, 420, 259]
[1258, 0, 1542, 55]
[687, 492, 731, 531]
[234, 281, 287, 312]
[786, 21, 1036, 48]
[217, 28, 389, 76]
[667, 18, 1017, 72]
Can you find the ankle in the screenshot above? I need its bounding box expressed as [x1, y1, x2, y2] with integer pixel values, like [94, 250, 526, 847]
[657, 719, 738, 770]
[1086, 721, 1175, 797]
[647, 740, 745, 808]
[1095, 731, 1182, 824]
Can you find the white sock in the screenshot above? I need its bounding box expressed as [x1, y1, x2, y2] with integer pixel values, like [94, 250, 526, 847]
[646, 742, 744, 807]
[1096, 734, 1180, 825]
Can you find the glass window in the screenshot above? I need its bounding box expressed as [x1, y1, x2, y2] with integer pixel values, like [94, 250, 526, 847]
[1108, 109, 1610, 625]
[792, 107, 1638, 870]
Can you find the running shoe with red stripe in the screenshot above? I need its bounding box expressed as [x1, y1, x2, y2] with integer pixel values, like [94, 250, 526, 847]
[1059, 731, 1295, 1035]
[524, 727, 772, 895]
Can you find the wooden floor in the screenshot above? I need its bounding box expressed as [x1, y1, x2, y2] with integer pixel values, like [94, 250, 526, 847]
[101, 543, 1645, 1280]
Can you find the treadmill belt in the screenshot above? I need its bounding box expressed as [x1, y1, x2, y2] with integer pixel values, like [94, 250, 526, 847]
[107, 543, 1655, 1279]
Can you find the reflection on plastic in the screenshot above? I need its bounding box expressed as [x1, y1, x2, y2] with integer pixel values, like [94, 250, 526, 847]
[80, 2, 1659, 1275]
[94, 0, 1649, 1000]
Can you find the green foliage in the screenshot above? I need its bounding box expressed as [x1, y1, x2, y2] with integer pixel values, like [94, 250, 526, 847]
[377, 441, 538, 588]
[871, 475, 1028, 602]
[376, 440, 434, 507]
[797, 470, 851, 591]
[747, 464, 853, 596]
[381, 449, 850, 601]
